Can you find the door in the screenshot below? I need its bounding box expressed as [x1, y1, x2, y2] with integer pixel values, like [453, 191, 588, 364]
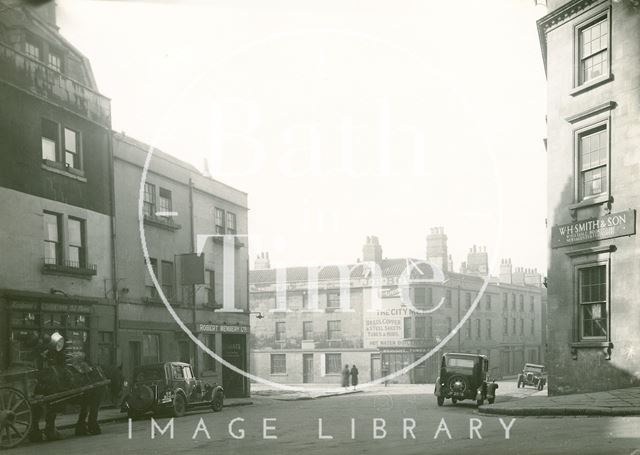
[129, 341, 141, 382]
[303, 354, 314, 383]
[222, 334, 246, 398]
[412, 354, 427, 384]
[370, 354, 381, 380]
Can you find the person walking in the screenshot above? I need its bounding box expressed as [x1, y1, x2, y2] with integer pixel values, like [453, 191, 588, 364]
[341, 364, 350, 389]
[350, 364, 359, 390]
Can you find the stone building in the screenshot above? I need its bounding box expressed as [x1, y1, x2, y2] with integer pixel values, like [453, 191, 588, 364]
[112, 133, 251, 397]
[538, 0, 640, 394]
[0, 1, 116, 370]
[249, 232, 546, 384]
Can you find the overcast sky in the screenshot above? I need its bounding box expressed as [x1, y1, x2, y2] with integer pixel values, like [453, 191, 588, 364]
[57, 0, 548, 273]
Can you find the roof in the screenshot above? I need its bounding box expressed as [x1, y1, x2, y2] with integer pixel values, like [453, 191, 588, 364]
[250, 258, 440, 284]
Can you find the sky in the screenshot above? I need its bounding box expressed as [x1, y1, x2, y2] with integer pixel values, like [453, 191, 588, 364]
[56, 0, 549, 273]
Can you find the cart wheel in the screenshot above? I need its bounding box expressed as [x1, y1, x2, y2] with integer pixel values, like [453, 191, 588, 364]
[0, 388, 32, 449]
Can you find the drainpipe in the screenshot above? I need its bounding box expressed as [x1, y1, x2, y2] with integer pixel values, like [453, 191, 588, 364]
[107, 128, 119, 366]
[189, 177, 197, 374]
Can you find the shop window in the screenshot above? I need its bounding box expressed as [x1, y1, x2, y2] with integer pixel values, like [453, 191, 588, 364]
[327, 320, 341, 340]
[578, 264, 608, 339]
[142, 333, 160, 364]
[270, 354, 286, 374]
[325, 353, 341, 374]
[404, 317, 412, 339]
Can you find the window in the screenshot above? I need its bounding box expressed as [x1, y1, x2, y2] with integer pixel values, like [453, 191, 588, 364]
[303, 321, 313, 340]
[214, 208, 225, 234]
[142, 334, 160, 364]
[325, 353, 341, 374]
[578, 16, 609, 85]
[64, 128, 79, 169]
[476, 319, 481, 339]
[520, 319, 524, 336]
[512, 318, 516, 335]
[145, 257, 158, 298]
[404, 317, 412, 339]
[326, 292, 340, 309]
[503, 317, 508, 335]
[161, 261, 174, 299]
[48, 51, 62, 71]
[579, 265, 607, 339]
[486, 294, 492, 311]
[414, 288, 426, 306]
[445, 290, 452, 308]
[270, 354, 286, 374]
[158, 188, 172, 217]
[226, 212, 236, 235]
[531, 319, 535, 336]
[466, 320, 471, 338]
[327, 320, 341, 340]
[465, 293, 471, 309]
[502, 294, 508, 311]
[203, 334, 216, 371]
[41, 119, 58, 161]
[578, 125, 608, 200]
[530, 296, 535, 313]
[519, 295, 524, 311]
[486, 319, 492, 339]
[25, 40, 40, 60]
[67, 217, 85, 268]
[275, 322, 286, 341]
[143, 183, 156, 217]
[415, 317, 426, 338]
[43, 212, 61, 265]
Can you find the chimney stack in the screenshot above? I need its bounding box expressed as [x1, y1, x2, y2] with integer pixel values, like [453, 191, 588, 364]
[362, 236, 383, 263]
[499, 258, 513, 284]
[254, 252, 271, 270]
[464, 245, 489, 276]
[426, 226, 448, 273]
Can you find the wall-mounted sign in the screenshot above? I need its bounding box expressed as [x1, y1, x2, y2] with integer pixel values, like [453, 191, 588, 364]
[551, 209, 636, 248]
[198, 323, 249, 334]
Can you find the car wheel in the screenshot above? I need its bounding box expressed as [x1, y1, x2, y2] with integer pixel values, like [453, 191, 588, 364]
[172, 393, 187, 418]
[488, 398, 495, 404]
[437, 396, 444, 407]
[476, 398, 484, 406]
[211, 397, 223, 412]
[451, 397, 457, 404]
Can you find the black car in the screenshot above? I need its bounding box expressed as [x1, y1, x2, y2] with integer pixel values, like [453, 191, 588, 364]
[434, 353, 497, 406]
[517, 363, 547, 391]
[122, 362, 224, 418]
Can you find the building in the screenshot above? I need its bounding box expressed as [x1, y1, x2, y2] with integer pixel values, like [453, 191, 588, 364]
[249, 232, 546, 384]
[538, 0, 640, 394]
[112, 133, 251, 397]
[0, 1, 116, 370]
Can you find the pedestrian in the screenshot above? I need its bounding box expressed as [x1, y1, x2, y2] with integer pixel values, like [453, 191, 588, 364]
[350, 364, 359, 390]
[342, 364, 350, 389]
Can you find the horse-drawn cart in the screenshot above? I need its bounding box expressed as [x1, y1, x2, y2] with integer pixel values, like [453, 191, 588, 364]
[0, 335, 111, 450]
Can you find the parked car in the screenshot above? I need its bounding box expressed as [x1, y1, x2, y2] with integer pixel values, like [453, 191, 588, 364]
[434, 353, 497, 406]
[122, 362, 224, 418]
[517, 363, 546, 391]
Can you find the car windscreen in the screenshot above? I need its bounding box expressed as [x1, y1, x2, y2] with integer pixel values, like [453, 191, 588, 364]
[447, 358, 475, 368]
[134, 367, 164, 382]
[525, 365, 544, 373]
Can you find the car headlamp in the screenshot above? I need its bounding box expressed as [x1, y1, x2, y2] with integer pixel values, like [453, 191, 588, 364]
[49, 332, 65, 352]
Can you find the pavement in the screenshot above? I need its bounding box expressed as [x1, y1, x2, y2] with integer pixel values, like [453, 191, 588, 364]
[479, 386, 640, 416]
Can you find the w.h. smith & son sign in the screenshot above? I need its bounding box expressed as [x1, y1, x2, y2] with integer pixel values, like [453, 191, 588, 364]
[551, 209, 636, 248]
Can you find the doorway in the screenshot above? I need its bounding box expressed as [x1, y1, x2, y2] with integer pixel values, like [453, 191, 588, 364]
[303, 354, 314, 383]
[370, 354, 381, 381]
[222, 334, 247, 397]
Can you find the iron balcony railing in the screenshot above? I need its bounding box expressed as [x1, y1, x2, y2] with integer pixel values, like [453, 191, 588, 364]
[42, 257, 97, 276]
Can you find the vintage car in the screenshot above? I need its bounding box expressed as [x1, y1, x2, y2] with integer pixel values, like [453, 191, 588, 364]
[434, 353, 497, 406]
[122, 362, 224, 418]
[517, 363, 547, 390]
